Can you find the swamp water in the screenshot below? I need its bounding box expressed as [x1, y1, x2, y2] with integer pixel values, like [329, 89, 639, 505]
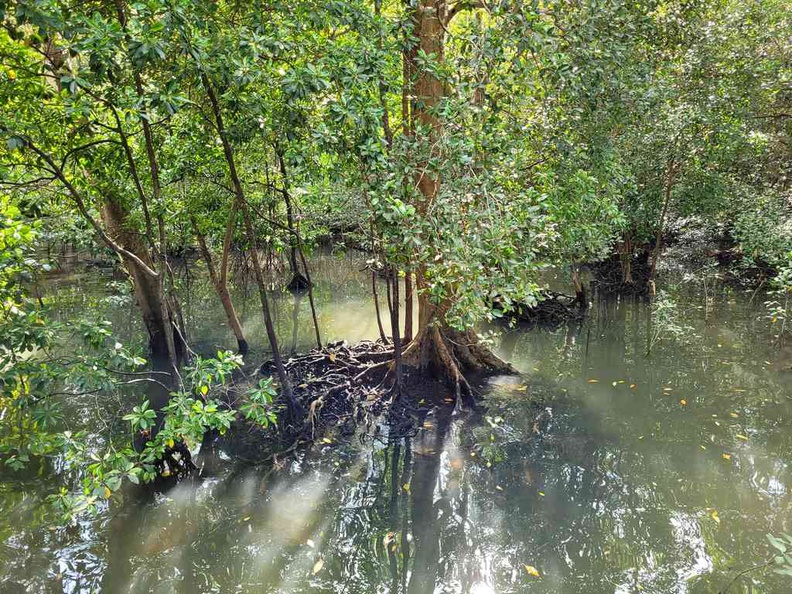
[1, 252, 791, 593]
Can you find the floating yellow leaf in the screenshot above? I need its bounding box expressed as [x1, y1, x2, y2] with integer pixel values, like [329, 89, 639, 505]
[524, 565, 541, 577]
[729, 412, 739, 418]
[630, 384, 637, 389]
[736, 434, 748, 441]
[700, 445, 706, 450]
[312, 559, 324, 575]
[663, 387, 673, 392]
[402, 483, 410, 493]
[495, 485, 503, 491]
[618, 380, 626, 384]
[711, 510, 720, 524]
[722, 453, 731, 460]
[538, 491, 545, 497]
[680, 399, 687, 406]
[242, 516, 251, 522]
[322, 437, 333, 444]
[587, 379, 599, 384]
[516, 385, 528, 392]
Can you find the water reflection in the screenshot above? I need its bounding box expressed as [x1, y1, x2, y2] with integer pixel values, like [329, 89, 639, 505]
[2, 257, 791, 592]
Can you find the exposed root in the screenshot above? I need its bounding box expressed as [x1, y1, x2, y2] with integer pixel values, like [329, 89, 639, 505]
[286, 272, 311, 293]
[402, 325, 516, 409]
[238, 339, 395, 455]
[589, 250, 652, 295]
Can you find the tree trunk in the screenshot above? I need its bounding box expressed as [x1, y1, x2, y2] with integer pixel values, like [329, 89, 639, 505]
[101, 196, 185, 371]
[570, 262, 587, 309]
[401, 0, 513, 405]
[404, 270, 414, 342]
[649, 159, 679, 293]
[277, 150, 309, 292]
[202, 73, 300, 419]
[191, 217, 249, 354]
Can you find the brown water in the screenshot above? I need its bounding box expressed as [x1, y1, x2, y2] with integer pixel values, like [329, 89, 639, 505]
[1, 253, 791, 593]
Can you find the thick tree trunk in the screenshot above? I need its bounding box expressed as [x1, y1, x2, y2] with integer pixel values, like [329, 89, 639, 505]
[101, 196, 185, 371]
[403, 277, 514, 407]
[401, 0, 513, 404]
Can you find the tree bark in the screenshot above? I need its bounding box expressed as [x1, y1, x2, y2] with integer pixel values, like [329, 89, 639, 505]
[101, 195, 185, 371]
[202, 73, 299, 419]
[401, 0, 514, 405]
[570, 262, 587, 308]
[190, 216, 249, 354]
[649, 159, 679, 292]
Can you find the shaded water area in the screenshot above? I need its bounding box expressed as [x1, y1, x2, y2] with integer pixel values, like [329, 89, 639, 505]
[2, 252, 791, 593]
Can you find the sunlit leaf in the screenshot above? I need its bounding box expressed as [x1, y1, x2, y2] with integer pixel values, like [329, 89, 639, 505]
[312, 559, 324, 575]
[524, 564, 541, 577]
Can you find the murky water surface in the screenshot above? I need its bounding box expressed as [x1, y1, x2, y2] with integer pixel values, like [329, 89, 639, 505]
[2, 253, 791, 593]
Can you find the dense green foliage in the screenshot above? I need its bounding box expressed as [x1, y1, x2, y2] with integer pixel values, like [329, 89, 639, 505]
[0, 0, 789, 524]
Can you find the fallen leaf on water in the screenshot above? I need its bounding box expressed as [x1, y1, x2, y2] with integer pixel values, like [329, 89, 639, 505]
[700, 445, 706, 450]
[312, 559, 324, 575]
[680, 399, 687, 405]
[495, 485, 503, 491]
[711, 510, 720, 524]
[663, 387, 673, 392]
[322, 437, 333, 444]
[736, 434, 749, 441]
[587, 379, 599, 384]
[242, 516, 251, 522]
[618, 380, 626, 384]
[612, 381, 618, 387]
[722, 453, 731, 460]
[630, 384, 637, 389]
[538, 491, 545, 497]
[402, 483, 411, 493]
[516, 385, 528, 392]
[524, 565, 541, 577]
[729, 412, 739, 418]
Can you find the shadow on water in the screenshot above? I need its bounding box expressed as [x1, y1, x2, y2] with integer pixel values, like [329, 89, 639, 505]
[2, 256, 792, 592]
